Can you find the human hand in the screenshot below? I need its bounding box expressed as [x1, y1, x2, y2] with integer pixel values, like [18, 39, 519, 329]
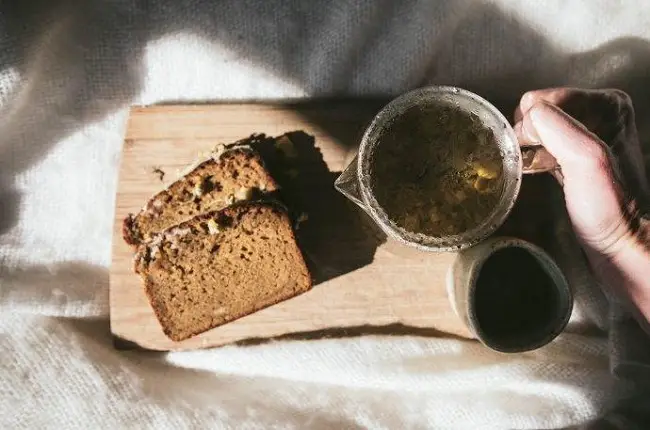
[513, 88, 650, 323]
[513, 88, 649, 259]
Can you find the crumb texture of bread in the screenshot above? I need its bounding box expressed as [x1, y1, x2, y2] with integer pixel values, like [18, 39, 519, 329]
[135, 202, 312, 341]
[123, 146, 278, 245]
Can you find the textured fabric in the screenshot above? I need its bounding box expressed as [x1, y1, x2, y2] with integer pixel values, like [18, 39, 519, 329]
[1, 1, 650, 428]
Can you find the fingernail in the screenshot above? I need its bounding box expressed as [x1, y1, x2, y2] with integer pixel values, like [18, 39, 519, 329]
[521, 106, 542, 143]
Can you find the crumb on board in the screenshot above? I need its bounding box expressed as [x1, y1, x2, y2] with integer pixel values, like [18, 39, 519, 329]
[152, 167, 165, 182]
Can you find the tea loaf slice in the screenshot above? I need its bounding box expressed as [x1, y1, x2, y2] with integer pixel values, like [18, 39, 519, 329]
[134, 201, 312, 341]
[123, 141, 279, 246]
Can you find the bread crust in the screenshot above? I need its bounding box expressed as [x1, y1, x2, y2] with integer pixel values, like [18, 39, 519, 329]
[122, 140, 278, 247]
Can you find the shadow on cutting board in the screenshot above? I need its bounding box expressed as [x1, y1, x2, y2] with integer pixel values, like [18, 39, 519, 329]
[246, 129, 388, 285]
[113, 323, 467, 351]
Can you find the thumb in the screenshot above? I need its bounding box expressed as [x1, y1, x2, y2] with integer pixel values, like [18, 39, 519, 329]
[520, 101, 631, 255]
[520, 101, 611, 176]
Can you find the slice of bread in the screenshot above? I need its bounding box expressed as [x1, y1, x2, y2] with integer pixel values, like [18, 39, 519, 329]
[134, 201, 312, 341]
[123, 142, 279, 246]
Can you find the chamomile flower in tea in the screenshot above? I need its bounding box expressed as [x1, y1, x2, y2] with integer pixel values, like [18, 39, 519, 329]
[371, 102, 504, 236]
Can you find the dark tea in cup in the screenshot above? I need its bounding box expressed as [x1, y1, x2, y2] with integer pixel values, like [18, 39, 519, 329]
[448, 237, 572, 353]
[473, 246, 564, 351]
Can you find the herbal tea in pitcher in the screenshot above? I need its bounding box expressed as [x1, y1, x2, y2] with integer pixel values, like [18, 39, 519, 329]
[370, 102, 504, 236]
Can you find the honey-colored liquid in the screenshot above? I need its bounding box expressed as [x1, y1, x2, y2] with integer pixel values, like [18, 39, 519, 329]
[371, 103, 504, 236]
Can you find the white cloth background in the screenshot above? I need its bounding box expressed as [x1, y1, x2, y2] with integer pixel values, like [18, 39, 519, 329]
[1, 1, 650, 428]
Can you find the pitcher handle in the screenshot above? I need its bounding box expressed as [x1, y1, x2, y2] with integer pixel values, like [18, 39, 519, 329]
[520, 142, 560, 174]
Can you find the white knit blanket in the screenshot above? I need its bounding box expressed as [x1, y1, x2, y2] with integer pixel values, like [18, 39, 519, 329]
[2, 1, 650, 428]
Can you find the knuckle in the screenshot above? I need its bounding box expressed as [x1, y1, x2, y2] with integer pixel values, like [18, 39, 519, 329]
[520, 91, 538, 107]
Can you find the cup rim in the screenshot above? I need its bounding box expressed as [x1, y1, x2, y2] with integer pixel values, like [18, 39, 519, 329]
[356, 86, 523, 252]
[466, 237, 573, 353]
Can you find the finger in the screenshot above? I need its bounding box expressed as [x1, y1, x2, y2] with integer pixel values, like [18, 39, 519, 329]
[513, 121, 538, 147]
[513, 88, 579, 123]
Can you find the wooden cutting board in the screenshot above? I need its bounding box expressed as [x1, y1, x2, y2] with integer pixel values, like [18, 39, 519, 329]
[110, 102, 477, 351]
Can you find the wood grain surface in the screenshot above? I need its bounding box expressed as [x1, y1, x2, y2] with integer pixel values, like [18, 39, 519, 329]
[110, 102, 478, 351]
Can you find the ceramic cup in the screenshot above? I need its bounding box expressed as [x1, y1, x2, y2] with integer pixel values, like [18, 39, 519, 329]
[447, 236, 573, 353]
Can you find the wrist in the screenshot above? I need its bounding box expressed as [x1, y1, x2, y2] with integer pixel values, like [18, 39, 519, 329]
[590, 200, 650, 257]
[596, 214, 650, 274]
[598, 218, 650, 321]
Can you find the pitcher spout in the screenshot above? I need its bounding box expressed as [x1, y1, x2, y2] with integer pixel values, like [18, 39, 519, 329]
[334, 155, 367, 210]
